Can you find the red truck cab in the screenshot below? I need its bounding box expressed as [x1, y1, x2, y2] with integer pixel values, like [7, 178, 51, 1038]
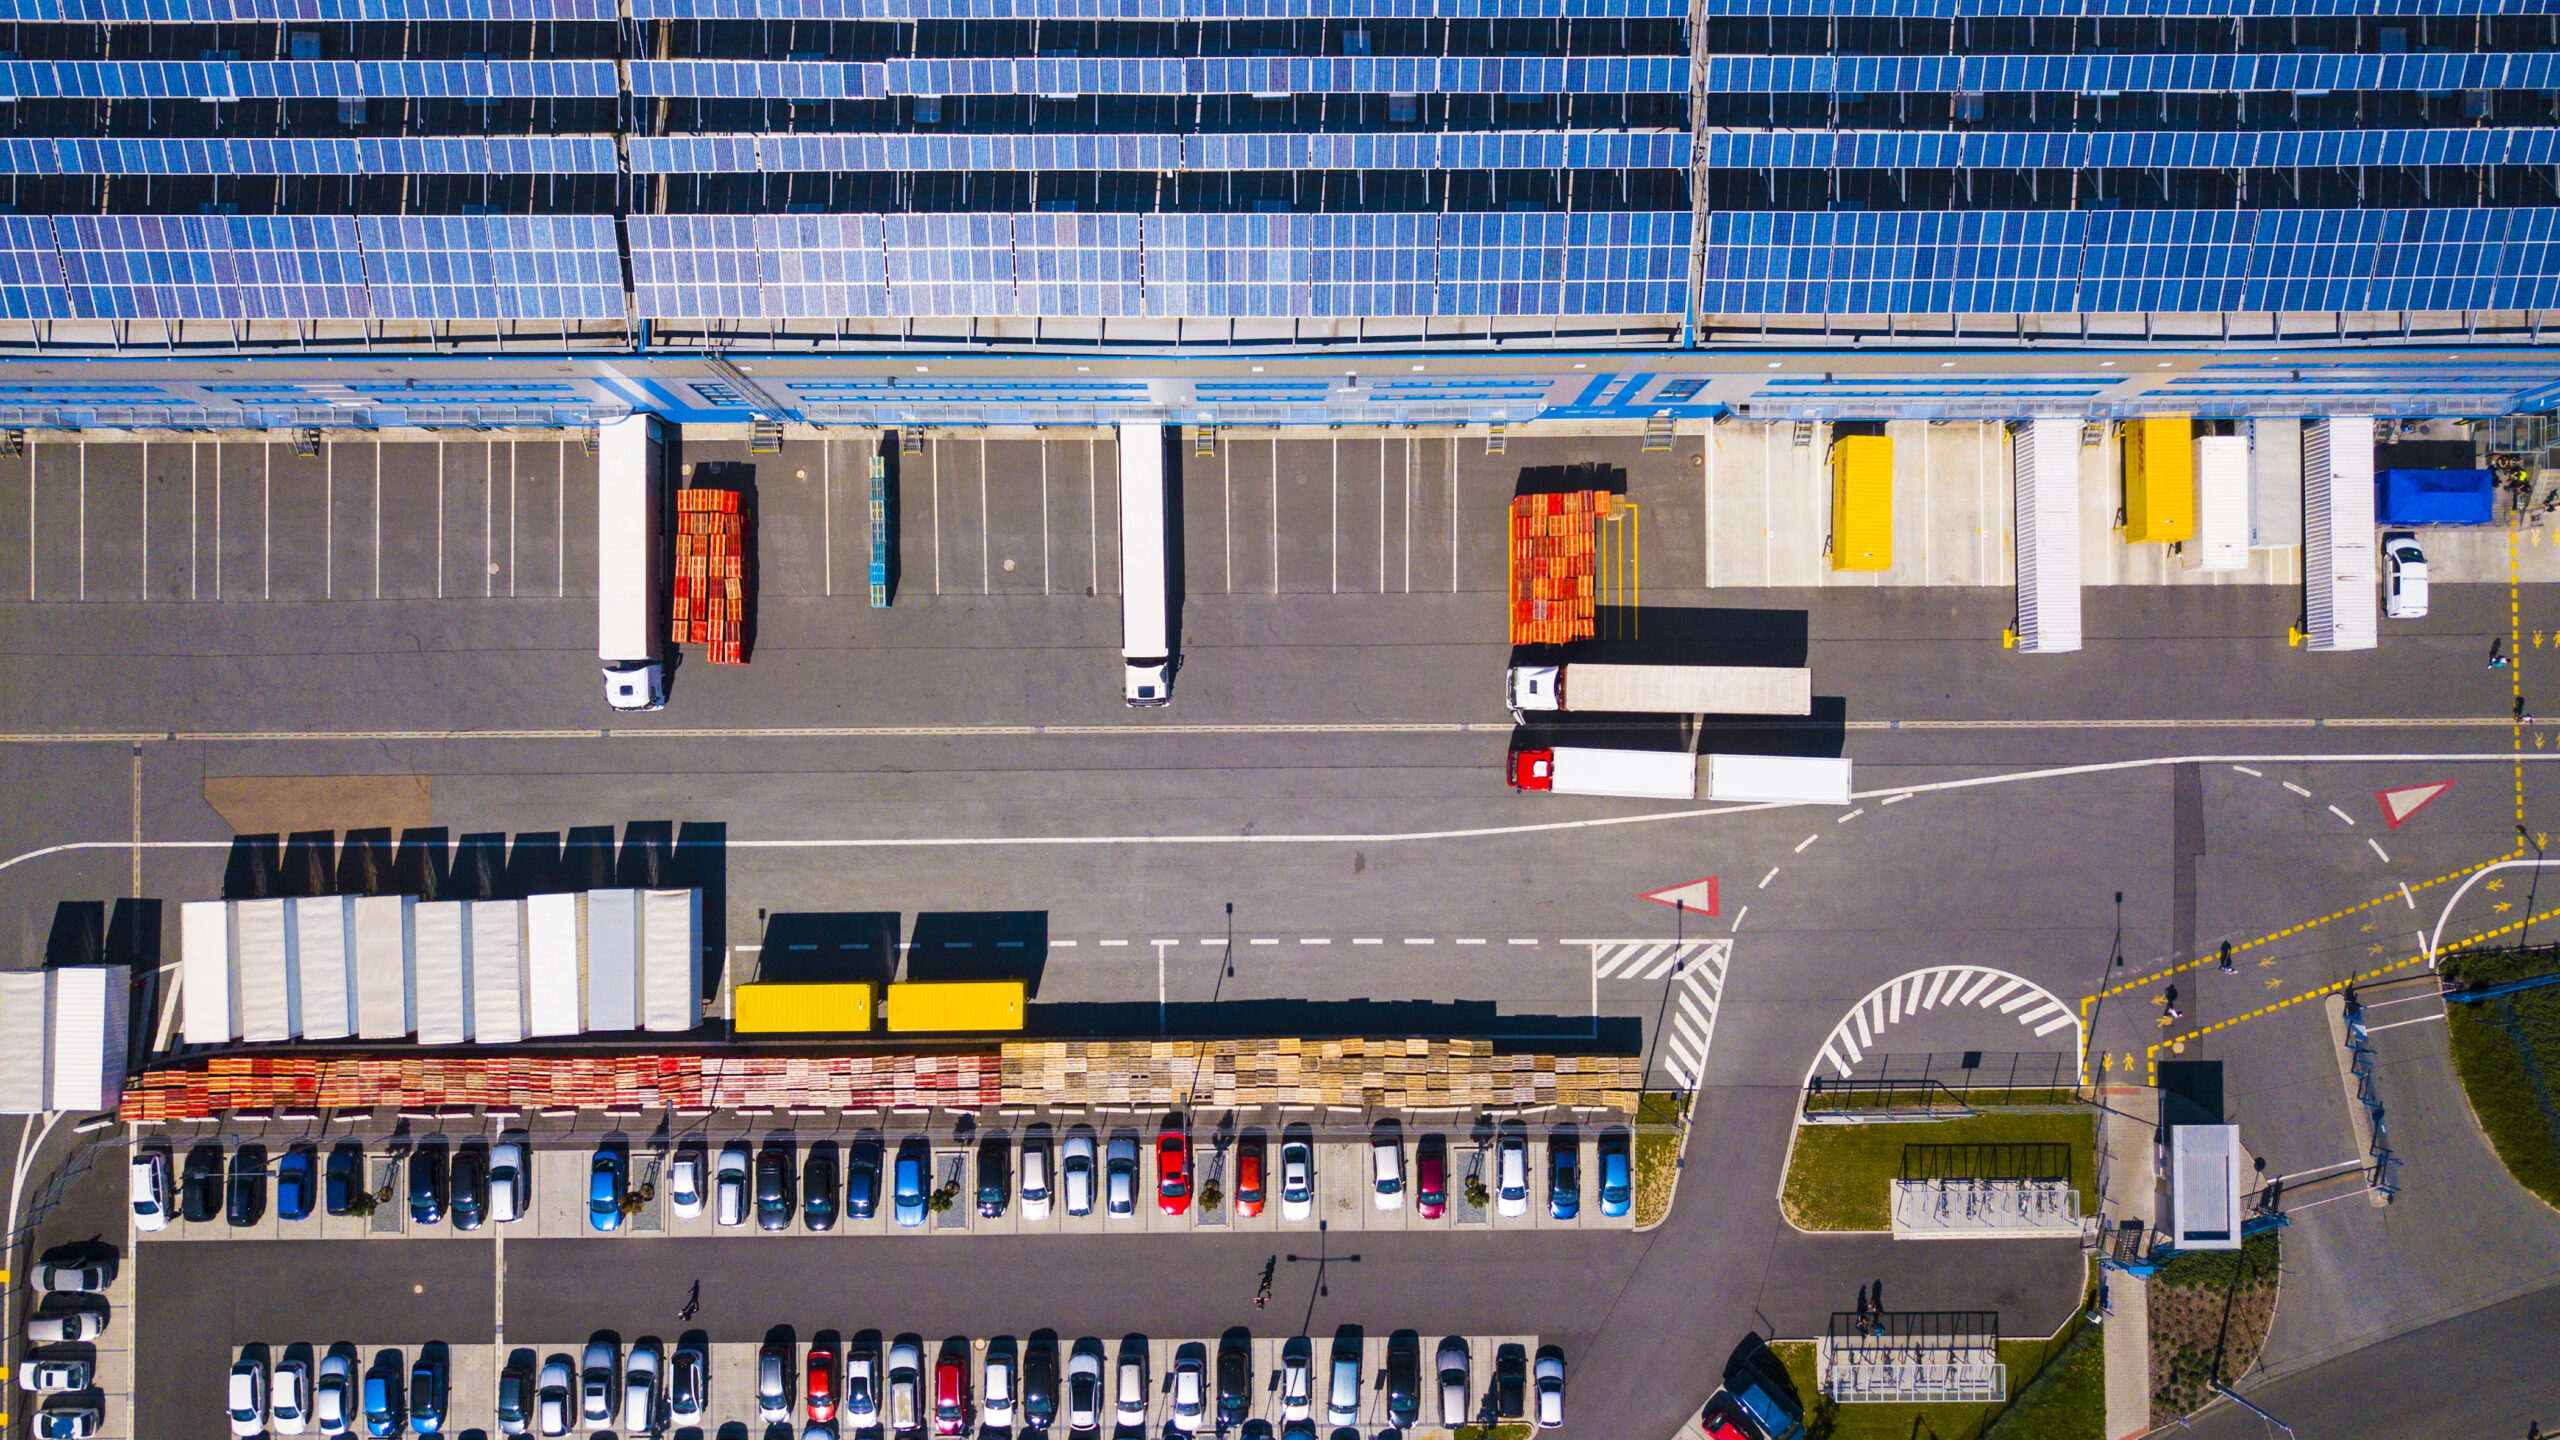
[1509, 750, 1557, 791]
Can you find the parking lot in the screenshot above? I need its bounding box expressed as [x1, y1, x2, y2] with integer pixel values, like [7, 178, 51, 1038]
[132, 1112, 1637, 1250]
[223, 1331, 1549, 1438]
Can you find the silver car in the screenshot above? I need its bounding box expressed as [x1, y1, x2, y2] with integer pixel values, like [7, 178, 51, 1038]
[315, 1349, 356, 1438]
[1278, 1339, 1312, 1423]
[1113, 1351, 1147, 1427]
[1103, 1135, 1138, 1218]
[579, 1341, 617, 1424]
[1061, 1131, 1097, 1218]
[534, 1357, 572, 1438]
[1435, 1338, 1471, 1427]
[621, 1342, 659, 1434]
[1532, 1347, 1565, 1429]
[1065, 1345, 1104, 1432]
[1326, 1345, 1360, 1427]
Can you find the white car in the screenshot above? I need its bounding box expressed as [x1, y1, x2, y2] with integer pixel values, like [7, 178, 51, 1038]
[271, 1356, 311, 1436]
[1496, 1134, 1530, 1217]
[1326, 1347, 1360, 1427]
[716, 1143, 751, 1228]
[1114, 1351, 1147, 1427]
[981, 1347, 1016, 1429]
[226, 1360, 267, 1436]
[2383, 529, 2429, 619]
[33, 1262, 109, 1293]
[668, 1149, 705, 1219]
[1436, 1339, 1470, 1427]
[535, 1357, 572, 1438]
[844, 1345, 879, 1428]
[1372, 1136, 1405, 1211]
[130, 1150, 171, 1232]
[1065, 1347, 1104, 1432]
[1280, 1140, 1314, 1221]
[488, 1143, 529, 1224]
[315, 1350, 356, 1438]
[1061, 1131, 1097, 1217]
[883, 1341, 921, 1435]
[1277, 1342, 1312, 1423]
[22, 1359, 92, 1395]
[580, 1342, 617, 1424]
[1019, 1139, 1053, 1221]
[622, 1343, 659, 1433]
[1532, 1349, 1565, 1428]
[1168, 1347, 1206, 1433]
[1104, 1134, 1138, 1218]
[25, 1312, 106, 1344]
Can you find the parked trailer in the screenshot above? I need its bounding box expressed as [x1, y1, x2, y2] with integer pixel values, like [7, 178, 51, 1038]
[1507, 746, 1698, 800]
[2184, 435, 2250, 571]
[735, 982, 877, 1034]
[1704, 754, 1853, 805]
[2304, 416, 2377, 652]
[1506, 663, 1810, 718]
[2122, 415, 2195, 543]
[47, 966, 127, 1114]
[0, 970, 50, 1111]
[884, 980, 1027, 1033]
[597, 413, 669, 711]
[180, 899, 236, 1047]
[2012, 417, 2082, 654]
[1119, 422, 1173, 706]
[1828, 434, 1892, 571]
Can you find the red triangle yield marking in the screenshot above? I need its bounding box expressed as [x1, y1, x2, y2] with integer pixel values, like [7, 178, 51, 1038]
[1642, 877, 1719, 915]
[2376, 781, 2455, 830]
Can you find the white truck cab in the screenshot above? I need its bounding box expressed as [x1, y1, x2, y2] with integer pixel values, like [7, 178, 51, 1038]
[603, 660, 666, 712]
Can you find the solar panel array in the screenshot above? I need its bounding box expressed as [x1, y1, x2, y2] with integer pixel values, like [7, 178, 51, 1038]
[0, 0, 610, 16]
[358, 215, 623, 319]
[1698, 207, 2560, 315]
[0, 60, 617, 100]
[53, 214, 368, 319]
[636, 0, 1684, 15]
[629, 213, 890, 318]
[0, 136, 616, 175]
[1705, 52, 2560, 93]
[1695, 0, 2546, 13]
[631, 129, 1687, 172]
[630, 56, 1685, 96]
[1701, 128, 2560, 171]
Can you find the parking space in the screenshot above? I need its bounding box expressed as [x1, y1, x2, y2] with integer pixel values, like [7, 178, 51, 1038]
[223, 1340, 491, 1438]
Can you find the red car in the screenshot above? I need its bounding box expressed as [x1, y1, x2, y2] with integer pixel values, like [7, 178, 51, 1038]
[1697, 1397, 1755, 1440]
[1234, 1136, 1266, 1218]
[934, 1353, 967, 1436]
[1157, 1124, 1192, 1216]
[1416, 1142, 1447, 1220]
[806, 1346, 837, 1425]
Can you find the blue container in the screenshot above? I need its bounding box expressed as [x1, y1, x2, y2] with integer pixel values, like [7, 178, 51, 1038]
[2376, 468, 2495, 526]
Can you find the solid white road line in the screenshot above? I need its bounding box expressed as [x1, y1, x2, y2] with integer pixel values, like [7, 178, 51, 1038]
[1793, 834, 1819, 853]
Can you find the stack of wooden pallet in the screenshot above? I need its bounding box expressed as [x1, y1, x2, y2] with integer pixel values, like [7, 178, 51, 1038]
[994, 1037, 1642, 1112]
[1508, 490, 1607, 644]
[672, 487, 749, 664]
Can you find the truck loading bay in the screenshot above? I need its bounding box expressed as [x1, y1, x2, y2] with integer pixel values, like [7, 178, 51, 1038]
[2, 419, 2556, 1440]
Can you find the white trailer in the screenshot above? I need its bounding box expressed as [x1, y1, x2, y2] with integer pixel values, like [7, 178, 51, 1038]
[47, 966, 126, 1114]
[524, 892, 584, 1038]
[2304, 416, 2377, 652]
[2184, 434, 2250, 572]
[180, 899, 237, 1047]
[470, 899, 527, 1044]
[1705, 753, 1854, 805]
[292, 895, 356, 1040]
[586, 888, 642, 1031]
[1117, 422, 1173, 706]
[352, 894, 416, 1040]
[1506, 663, 1811, 717]
[597, 413, 669, 711]
[2012, 417, 2082, 653]
[641, 888, 704, 1032]
[2171, 1123, 2246, 1251]
[0, 969, 51, 1112]
[1509, 746, 1698, 800]
[234, 897, 296, 1043]
[412, 899, 473, 1044]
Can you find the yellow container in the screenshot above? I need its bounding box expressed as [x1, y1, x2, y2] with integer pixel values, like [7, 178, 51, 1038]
[2122, 415, 2195, 542]
[1829, 434, 1894, 571]
[883, 980, 1028, 1033]
[733, 982, 876, 1034]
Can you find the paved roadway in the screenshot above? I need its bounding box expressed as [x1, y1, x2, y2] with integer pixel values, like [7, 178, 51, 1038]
[4, 430, 2557, 1439]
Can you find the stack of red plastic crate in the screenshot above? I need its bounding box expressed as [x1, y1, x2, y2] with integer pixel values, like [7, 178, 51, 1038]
[1508, 490, 1607, 644]
[672, 487, 749, 664]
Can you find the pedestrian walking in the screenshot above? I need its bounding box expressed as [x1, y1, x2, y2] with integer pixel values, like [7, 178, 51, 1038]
[2490, 638, 2509, 669]
[2520, 694, 2535, 725]
[2219, 941, 2235, 975]
[678, 1279, 700, 1322]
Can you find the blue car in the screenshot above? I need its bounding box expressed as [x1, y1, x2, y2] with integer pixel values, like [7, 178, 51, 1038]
[363, 1359, 403, 1437]
[277, 1146, 315, 1221]
[892, 1137, 929, 1228]
[1548, 1142, 1580, 1221]
[409, 1350, 446, 1436]
[1597, 1137, 1632, 1219]
[407, 1149, 443, 1226]
[588, 1150, 625, 1232]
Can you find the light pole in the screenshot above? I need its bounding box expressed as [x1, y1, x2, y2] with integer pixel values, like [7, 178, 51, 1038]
[1638, 900, 1690, 1093]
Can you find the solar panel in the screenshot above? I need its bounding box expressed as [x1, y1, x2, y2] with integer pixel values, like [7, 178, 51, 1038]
[628, 129, 1683, 172]
[0, 215, 72, 321]
[882, 212, 1020, 317]
[1693, 0, 2540, 14]
[0, 0, 611, 16]
[51, 213, 370, 320]
[632, 0, 1683, 16]
[1018, 210, 1143, 316]
[871, 54, 1684, 95]
[21, 136, 615, 175]
[1703, 52, 2558, 93]
[630, 60, 891, 100]
[0, 59, 616, 100]
[1700, 128, 2560, 170]
[630, 212, 886, 317]
[358, 213, 621, 320]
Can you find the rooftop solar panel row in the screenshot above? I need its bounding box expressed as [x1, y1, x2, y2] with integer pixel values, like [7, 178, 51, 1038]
[629, 128, 1687, 172]
[1701, 127, 2560, 170]
[638, 55, 1684, 97]
[0, 0, 2519, 15]
[0, 59, 618, 99]
[1696, 0, 2543, 14]
[630, 212, 892, 319]
[0, 136, 616, 175]
[1705, 52, 2560, 93]
[636, 0, 1683, 16]
[0, 0, 609, 16]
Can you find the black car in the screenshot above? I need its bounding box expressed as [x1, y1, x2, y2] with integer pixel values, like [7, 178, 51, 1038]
[847, 1140, 881, 1221]
[976, 1135, 1010, 1218]
[450, 1149, 488, 1232]
[754, 1146, 791, 1231]
[226, 1144, 267, 1227]
[802, 1147, 838, 1233]
[495, 1354, 534, 1436]
[1215, 1337, 1250, 1428]
[1494, 1344, 1528, 1421]
[325, 1143, 361, 1216]
[409, 1147, 447, 1226]
[1384, 1332, 1421, 1429]
[181, 1146, 223, 1224]
[1020, 1336, 1056, 1428]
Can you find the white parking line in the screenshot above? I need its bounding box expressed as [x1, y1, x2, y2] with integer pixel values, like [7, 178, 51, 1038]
[1881, 792, 1910, 805]
[2231, 765, 2264, 777]
[2369, 838, 2392, 862]
[1508, 938, 1539, 946]
[1404, 937, 1434, 945]
[2282, 781, 2313, 798]
[1730, 905, 1747, 931]
[1456, 938, 1486, 946]
[1300, 938, 1332, 946]
[1251, 937, 1279, 946]
[1793, 834, 1818, 853]
[1353, 938, 1383, 945]
[1100, 939, 1128, 947]
[1837, 808, 1864, 823]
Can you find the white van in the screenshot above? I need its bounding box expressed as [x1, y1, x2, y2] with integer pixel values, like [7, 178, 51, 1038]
[1019, 1142, 1053, 1221]
[488, 1142, 528, 1224]
[1371, 1138, 1405, 1211]
[1496, 1135, 1530, 1218]
[2383, 530, 2428, 619]
[129, 1151, 170, 1232]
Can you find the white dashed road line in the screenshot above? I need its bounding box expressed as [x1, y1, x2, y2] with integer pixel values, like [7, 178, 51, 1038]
[2369, 839, 2392, 863]
[1793, 834, 1819, 853]
[1837, 808, 1864, 823]
[2327, 804, 2358, 826]
[2282, 781, 2314, 798]
[2231, 765, 2264, 777]
[1759, 867, 1781, 888]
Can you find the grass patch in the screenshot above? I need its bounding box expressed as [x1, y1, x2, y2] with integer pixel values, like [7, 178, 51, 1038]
[1781, 1111, 2097, 1231]
[1770, 1338, 2058, 1440]
[2441, 945, 2560, 1211]
[1634, 1089, 1685, 1227]
[2148, 1230, 2280, 1420]
[1980, 1325, 2104, 1440]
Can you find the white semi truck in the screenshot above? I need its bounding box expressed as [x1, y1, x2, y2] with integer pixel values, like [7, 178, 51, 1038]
[597, 414, 669, 711]
[1507, 746, 1698, 800]
[1506, 663, 1811, 720]
[1119, 422, 1173, 706]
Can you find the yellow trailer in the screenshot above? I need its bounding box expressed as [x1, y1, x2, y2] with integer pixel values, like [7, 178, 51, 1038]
[883, 980, 1027, 1033]
[733, 981, 876, 1034]
[2122, 415, 2196, 543]
[1829, 434, 1893, 571]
